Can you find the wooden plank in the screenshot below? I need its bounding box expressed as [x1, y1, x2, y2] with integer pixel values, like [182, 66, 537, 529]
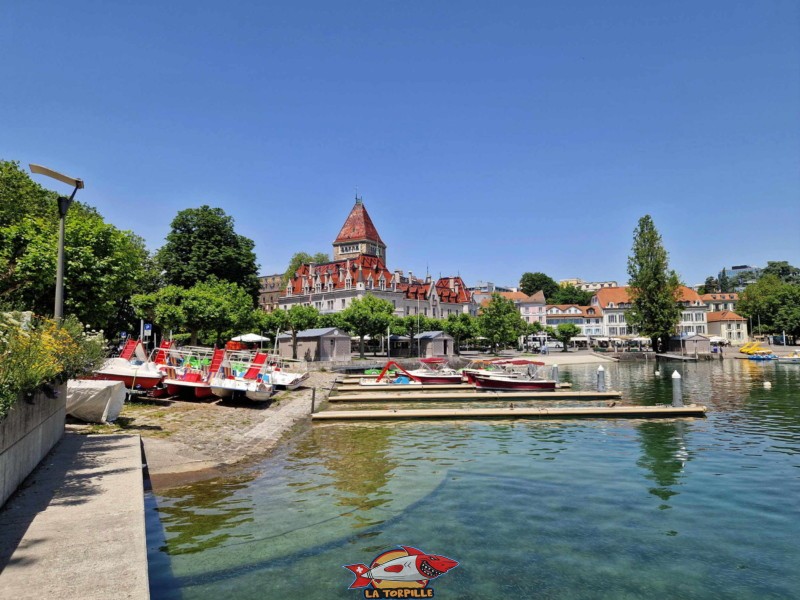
[312, 404, 707, 421]
[328, 390, 623, 402]
[335, 382, 574, 392]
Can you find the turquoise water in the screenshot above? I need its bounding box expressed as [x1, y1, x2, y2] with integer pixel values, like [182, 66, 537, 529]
[147, 359, 800, 599]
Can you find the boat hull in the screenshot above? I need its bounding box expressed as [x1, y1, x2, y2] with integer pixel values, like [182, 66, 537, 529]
[163, 379, 214, 399]
[90, 372, 163, 390]
[473, 374, 556, 391]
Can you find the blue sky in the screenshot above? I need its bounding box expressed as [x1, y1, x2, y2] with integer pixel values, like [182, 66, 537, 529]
[3, 1, 798, 288]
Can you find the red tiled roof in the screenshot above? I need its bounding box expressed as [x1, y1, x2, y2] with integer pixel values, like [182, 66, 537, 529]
[436, 276, 472, 304]
[333, 201, 384, 245]
[706, 310, 746, 322]
[700, 293, 739, 301]
[546, 305, 598, 318]
[285, 255, 393, 295]
[594, 285, 701, 308]
[498, 291, 546, 304]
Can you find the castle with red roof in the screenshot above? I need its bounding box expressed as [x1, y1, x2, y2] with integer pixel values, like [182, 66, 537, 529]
[279, 198, 476, 318]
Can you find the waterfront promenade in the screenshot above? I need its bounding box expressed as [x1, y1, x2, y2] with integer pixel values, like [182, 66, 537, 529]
[0, 434, 149, 599]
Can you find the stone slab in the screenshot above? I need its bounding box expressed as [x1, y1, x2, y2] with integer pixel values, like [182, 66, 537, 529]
[0, 433, 149, 599]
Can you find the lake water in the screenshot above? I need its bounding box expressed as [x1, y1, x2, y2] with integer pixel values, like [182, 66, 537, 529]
[146, 359, 800, 599]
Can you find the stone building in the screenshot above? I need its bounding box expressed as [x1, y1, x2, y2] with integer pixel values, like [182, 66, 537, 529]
[276, 327, 351, 362]
[279, 198, 476, 318]
[258, 273, 283, 312]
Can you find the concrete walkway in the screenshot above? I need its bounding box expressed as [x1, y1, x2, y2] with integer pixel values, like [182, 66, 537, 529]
[0, 433, 149, 599]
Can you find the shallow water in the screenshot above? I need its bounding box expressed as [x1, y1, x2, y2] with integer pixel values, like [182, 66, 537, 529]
[147, 359, 800, 599]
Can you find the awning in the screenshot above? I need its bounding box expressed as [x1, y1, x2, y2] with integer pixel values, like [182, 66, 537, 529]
[231, 333, 270, 342]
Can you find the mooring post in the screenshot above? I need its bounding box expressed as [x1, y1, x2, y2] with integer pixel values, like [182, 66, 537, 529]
[671, 370, 683, 407]
[552, 364, 559, 386]
[311, 388, 316, 413]
[597, 366, 606, 392]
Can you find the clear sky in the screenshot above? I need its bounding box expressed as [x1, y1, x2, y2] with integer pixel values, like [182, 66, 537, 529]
[3, 1, 798, 288]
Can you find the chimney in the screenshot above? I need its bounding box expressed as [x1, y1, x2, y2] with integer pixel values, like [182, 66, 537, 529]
[408, 270, 413, 282]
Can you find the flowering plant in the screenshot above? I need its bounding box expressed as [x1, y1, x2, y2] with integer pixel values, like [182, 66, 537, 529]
[0, 313, 106, 419]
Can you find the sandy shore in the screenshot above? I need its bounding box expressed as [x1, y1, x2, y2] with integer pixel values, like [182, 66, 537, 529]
[68, 371, 339, 489]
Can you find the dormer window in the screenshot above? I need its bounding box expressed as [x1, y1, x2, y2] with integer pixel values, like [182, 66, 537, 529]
[345, 277, 352, 290]
[608, 302, 615, 308]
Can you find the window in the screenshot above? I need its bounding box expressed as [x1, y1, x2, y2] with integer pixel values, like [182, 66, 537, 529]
[315, 283, 321, 293]
[608, 314, 617, 323]
[315, 301, 322, 309]
[736, 323, 741, 330]
[619, 314, 626, 323]
[609, 327, 618, 335]
[345, 277, 352, 290]
[695, 312, 704, 322]
[341, 299, 346, 308]
[696, 325, 705, 334]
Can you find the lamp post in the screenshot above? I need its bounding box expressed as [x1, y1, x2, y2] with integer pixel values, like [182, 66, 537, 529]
[29, 164, 84, 320]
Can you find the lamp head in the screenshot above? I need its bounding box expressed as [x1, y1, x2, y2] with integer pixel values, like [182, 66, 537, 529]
[29, 163, 84, 189]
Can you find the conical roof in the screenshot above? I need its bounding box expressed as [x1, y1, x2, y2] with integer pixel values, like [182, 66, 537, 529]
[334, 199, 384, 245]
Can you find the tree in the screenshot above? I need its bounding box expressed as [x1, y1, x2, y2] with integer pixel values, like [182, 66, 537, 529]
[283, 251, 331, 284]
[762, 261, 800, 285]
[554, 323, 581, 352]
[698, 276, 719, 295]
[340, 294, 395, 359]
[519, 272, 559, 300]
[478, 293, 525, 352]
[626, 215, 682, 350]
[442, 313, 475, 354]
[284, 304, 320, 359]
[0, 160, 156, 332]
[132, 279, 255, 346]
[718, 269, 731, 293]
[156, 206, 260, 300]
[550, 284, 593, 306]
[737, 275, 800, 335]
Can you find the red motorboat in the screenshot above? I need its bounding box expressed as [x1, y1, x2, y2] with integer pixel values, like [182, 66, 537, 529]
[362, 359, 462, 386]
[472, 359, 556, 391]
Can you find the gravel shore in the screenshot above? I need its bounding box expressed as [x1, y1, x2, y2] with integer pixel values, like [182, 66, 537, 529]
[68, 371, 339, 489]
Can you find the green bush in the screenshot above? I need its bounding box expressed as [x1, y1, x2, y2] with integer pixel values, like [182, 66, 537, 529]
[0, 313, 106, 419]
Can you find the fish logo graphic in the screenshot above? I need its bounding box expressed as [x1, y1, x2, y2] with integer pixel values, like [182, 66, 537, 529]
[344, 545, 458, 597]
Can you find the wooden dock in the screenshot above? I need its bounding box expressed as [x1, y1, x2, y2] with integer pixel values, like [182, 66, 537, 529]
[328, 390, 622, 402]
[335, 382, 574, 392]
[313, 404, 707, 421]
[656, 353, 698, 362]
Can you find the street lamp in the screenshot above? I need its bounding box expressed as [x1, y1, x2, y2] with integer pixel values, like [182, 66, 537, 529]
[29, 163, 84, 320]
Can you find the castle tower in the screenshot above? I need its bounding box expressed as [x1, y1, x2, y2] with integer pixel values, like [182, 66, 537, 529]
[332, 197, 387, 263]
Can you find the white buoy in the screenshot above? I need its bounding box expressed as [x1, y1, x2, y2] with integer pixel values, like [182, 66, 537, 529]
[655, 369, 661, 376]
[764, 381, 772, 389]
[597, 365, 606, 392]
[671, 370, 683, 407]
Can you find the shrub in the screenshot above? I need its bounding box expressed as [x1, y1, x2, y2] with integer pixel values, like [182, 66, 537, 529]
[0, 313, 106, 419]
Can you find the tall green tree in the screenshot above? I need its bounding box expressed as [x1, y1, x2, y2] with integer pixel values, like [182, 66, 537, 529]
[737, 275, 800, 336]
[519, 272, 559, 300]
[340, 294, 395, 359]
[156, 205, 260, 300]
[132, 279, 255, 346]
[550, 284, 593, 306]
[284, 304, 320, 359]
[1, 160, 156, 331]
[478, 293, 525, 352]
[626, 215, 682, 350]
[554, 323, 581, 352]
[442, 313, 475, 354]
[718, 269, 731, 293]
[283, 251, 331, 284]
[762, 261, 800, 285]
